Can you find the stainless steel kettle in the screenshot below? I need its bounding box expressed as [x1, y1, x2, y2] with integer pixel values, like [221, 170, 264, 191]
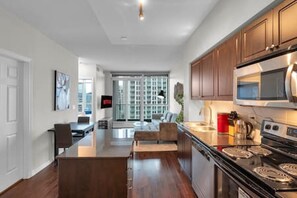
[235, 120, 253, 139]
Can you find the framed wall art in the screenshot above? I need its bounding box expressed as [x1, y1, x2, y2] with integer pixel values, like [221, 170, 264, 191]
[54, 70, 70, 110]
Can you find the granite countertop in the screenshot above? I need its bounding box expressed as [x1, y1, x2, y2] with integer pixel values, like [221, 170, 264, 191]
[276, 191, 297, 198]
[57, 128, 134, 159]
[181, 121, 260, 147]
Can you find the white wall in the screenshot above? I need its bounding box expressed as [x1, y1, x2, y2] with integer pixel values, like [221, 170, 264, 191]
[0, 6, 78, 175]
[104, 71, 113, 118]
[95, 67, 106, 120]
[182, 0, 278, 121]
[169, 64, 183, 114]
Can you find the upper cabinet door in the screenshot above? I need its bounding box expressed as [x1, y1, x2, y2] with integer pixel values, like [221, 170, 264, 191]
[242, 11, 273, 63]
[274, 0, 297, 50]
[201, 52, 215, 99]
[191, 60, 201, 99]
[215, 34, 241, 100]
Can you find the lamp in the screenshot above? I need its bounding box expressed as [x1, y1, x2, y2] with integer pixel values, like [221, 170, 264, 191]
[139, 0, 144, 21]
[157, 90, 165, 99]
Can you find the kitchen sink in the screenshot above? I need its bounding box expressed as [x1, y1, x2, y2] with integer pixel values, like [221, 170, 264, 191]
[200, 126, 216, 131]
[194, 123, 207, 126]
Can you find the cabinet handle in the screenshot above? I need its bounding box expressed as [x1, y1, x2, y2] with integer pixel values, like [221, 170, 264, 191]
[265, 46, 270, 51]
[128, 187, 133, 190]
[128, 178, 133, 181]
[270, 44, 275, 50]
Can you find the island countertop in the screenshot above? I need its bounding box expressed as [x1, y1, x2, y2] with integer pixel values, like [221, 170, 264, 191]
[57, 128, 134, 159]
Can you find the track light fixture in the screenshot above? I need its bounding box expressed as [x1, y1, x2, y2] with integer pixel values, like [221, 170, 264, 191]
[139, 0, 144, 21]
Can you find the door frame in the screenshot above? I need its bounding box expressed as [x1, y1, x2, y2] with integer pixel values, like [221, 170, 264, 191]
[0, 48, 33, 179]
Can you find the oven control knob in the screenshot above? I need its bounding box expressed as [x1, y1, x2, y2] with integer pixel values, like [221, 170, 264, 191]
[265, 125, 271, 130]
[272, 125, 279, 131]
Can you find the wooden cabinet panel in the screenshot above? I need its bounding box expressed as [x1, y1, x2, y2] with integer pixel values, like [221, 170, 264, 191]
[184, 132, 192, 180]
[177, 126, 184, 166]
[191, 60, 201, 99]
[242, 11, 273, 62]
[59, 158, 128, 198]
[274, 0, 297, 50]
[201, 52, 215, 99]
[177, 126, 192, 181]
[215, 34, 240, 100]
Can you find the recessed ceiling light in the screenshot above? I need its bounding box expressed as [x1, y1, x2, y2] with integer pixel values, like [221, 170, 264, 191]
[121, 36, 128, 41]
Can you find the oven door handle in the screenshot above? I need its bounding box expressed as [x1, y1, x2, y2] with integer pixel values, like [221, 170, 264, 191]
[285, 63, 297, 103]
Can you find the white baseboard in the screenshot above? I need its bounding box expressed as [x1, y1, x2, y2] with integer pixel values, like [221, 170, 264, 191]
[31, 160, 52, 177]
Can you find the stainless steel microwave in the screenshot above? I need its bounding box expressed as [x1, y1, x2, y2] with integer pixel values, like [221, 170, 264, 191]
[234, 51, 297, 109]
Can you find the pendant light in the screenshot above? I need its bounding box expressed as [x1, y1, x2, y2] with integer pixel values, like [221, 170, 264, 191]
[139, 0, 144, 21]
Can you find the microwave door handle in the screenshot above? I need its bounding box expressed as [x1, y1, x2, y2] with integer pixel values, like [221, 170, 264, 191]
[285, 63, 297, 103]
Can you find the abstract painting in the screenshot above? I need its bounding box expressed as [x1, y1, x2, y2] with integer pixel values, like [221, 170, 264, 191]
[54, 70, 70, 110]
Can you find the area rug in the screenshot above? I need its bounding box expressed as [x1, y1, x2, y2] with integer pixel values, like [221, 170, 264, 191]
[133, 141, 177, 152]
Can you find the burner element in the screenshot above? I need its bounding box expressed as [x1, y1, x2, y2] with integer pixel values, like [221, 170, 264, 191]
[248, 146, 272, 156]
[222, 147, 253, 159]
[279, 163, 297, 177]
[253, 167, 294, 183]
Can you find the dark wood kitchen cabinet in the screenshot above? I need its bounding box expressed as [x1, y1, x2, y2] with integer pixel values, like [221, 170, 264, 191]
[200, 51, 215, 99]
[273, 0, 297, 51]
[241, 11, 273, 62]
[215, 33, 241, 100]
[242, 0, 297, 63]
[191, 51, 215, 100]
[177, 125, 192, 180]
[191, 59, 201, 99]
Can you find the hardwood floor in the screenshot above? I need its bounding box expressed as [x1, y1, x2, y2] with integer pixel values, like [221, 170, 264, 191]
[0, 151, 196, 198]
[0, 163, 58, 198]
[132, 152, 196, 198]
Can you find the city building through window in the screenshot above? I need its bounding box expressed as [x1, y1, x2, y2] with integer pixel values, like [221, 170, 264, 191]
[112, 74, 168, 122]
[78, 79, 93, 116]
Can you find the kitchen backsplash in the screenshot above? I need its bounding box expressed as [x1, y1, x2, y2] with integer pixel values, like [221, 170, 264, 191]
[201, 101, 297, 143]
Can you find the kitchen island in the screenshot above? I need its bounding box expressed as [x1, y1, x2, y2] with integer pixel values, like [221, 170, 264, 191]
[57, 128, 134, 198]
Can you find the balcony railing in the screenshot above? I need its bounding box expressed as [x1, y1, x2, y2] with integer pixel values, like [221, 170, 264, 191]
[114, 104, 168, 121]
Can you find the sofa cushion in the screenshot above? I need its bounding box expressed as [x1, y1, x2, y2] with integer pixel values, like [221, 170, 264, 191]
[170, 114, 177, 122]
[164, 112, 172, 122]
[161, 111, 169, 121]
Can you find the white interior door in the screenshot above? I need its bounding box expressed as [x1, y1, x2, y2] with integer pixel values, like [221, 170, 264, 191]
[0, 56, 23, 192]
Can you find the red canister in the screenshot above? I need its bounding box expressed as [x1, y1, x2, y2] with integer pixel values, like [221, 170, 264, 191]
[217, 113, 229, 133]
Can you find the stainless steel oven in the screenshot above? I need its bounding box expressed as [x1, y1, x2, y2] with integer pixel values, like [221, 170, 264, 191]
[215, 164, 260, 198]
[234, 50, 297, 109]
[213, 120, 297, 198]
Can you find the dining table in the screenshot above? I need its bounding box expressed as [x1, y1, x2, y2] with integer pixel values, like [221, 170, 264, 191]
[48, 122, 95, 158]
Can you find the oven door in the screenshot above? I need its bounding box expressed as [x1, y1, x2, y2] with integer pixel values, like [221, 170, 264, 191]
[215, 164, 260, 198]
[234, 51, 297, 109]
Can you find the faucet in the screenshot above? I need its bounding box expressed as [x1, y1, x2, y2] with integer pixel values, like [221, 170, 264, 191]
[199, 106, 213, 126]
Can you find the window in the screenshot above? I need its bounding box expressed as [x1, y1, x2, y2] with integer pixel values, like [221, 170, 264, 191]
[112, 74, 168, 121]
[78, 79, 93, 115]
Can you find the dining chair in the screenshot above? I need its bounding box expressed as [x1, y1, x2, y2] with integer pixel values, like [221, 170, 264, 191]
[77, 116, 90, 123]
[54, 123, 73, 152]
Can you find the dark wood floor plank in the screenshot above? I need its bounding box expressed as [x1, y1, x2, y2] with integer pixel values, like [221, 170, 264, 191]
[132, 152, 196, 198]
[0, 164, 58, 198]
[1, 151, 196, 198]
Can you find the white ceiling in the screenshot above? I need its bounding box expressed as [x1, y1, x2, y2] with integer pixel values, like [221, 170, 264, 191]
[0, 0, 219, 71]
